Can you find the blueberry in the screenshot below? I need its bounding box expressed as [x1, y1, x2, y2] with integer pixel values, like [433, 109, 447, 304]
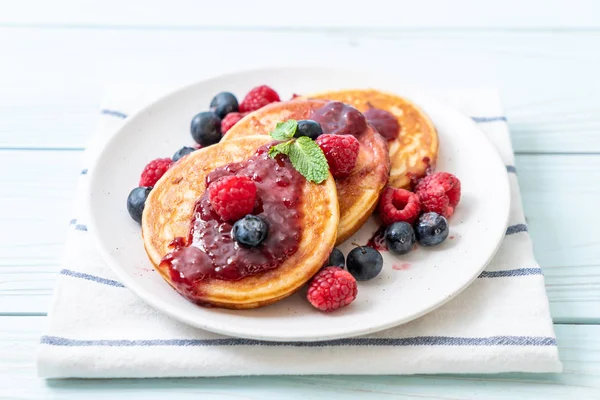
[328, 248, 345, 268]
[347, 246, 383, 281]
[415, 212, 449, 246]
[232, 215, 269, 247]
[191, 112, 221, 146]
[210, 92, 239, 118]
[127, 186, 152, 224]
[172, 146, 196, 162]
[384, 222, 416, 255]
[294, 119, 323, 140]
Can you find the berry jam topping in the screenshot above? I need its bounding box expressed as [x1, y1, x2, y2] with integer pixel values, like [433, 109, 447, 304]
[366, 226, 388, 251]
[160, 145, 304, 297]
[364, 108, 400, 141]
[310, 101, 367, 137]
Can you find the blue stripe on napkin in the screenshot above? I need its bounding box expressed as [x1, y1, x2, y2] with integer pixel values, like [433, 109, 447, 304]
[506, 224, 528, 235]
[40, 335, 556, 347]
[101, 109, 128, 119]
[68, 219, 88, 232]
[479, 268, 542, 278]
[60, 269, 125, 288]
[471, 116, 508, 123]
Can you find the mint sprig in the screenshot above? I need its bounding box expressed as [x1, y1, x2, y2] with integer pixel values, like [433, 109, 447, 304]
[268, 140, 293, 158]
[268, 119, 329, 184]
[270, 120, 298, 140]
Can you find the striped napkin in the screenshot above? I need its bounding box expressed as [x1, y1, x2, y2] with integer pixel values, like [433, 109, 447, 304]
[37, 86, 561, 378]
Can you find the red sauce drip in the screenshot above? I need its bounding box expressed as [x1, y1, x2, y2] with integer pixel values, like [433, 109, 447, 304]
[310, 101, 367, 137]
[159, 145, 304, 299]
[367, 225, 388, 251]
[364, 108, 400, 141]
[407, 157, 435, 191]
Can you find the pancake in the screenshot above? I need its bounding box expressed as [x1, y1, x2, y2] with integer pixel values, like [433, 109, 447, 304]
[306, 89, 438, 189]
[223, 100, 390, 244]
[142, 135, 339, 309]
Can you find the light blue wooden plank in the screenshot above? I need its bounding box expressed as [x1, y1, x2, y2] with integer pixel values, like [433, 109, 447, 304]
[1, 0, 599, 29]
[1, 318, 598, 399]
[0, 28, 599, 152]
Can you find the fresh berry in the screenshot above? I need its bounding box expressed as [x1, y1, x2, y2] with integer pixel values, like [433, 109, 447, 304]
[307, 267, 358, 312]
[415, 172, 461, 218]
[208, 176, 257, 222]
[127, 186, 152, 223]
[418, 188, 449, 218]
[378, 187, 421, 226]
[210, 92, 239, 118]
[172, 146, 196, 162]
[315, 134, 360, 178]
[232, 215, 269, 247]
[384, 222, 416, 255]
[191, 111, 222, 146]
[327, 248, 345, 268]
[364, 108, 400, 140]
[347, 246, 383, 281]
[239, 85, 280, 113]
[139, 158, 172, 187]
[415, 212, 449, 246]
[312, 101, 367, 136]
[221, 112, 247, 134]
[294, 119, 323, 140]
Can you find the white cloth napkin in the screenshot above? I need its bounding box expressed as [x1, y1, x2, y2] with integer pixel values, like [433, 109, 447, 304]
[37, 86, 562, 378]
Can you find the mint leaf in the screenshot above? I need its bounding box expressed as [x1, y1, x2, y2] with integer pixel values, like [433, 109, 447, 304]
[270, 120, 298, 140]
[268, 140, 293, 158]
[288, 137, 329, 184]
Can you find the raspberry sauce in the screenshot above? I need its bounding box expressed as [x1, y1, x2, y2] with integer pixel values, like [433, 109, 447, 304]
[364, 108, 400, 141]
[160, 145, 304, 299]
[310, 101, 367, 137]
[367, 226, 388, 251]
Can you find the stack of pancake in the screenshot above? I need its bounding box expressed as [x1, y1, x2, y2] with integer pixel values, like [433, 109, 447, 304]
[142, 89, 438, 309]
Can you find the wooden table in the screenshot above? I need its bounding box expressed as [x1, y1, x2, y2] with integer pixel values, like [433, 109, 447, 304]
[1, 1, 599, 398]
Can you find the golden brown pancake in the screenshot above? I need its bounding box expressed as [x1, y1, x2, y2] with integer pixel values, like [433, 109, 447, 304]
[142, 135, 339, 309]
[223, 100, 390, 244]
[306, 89, 438, 188]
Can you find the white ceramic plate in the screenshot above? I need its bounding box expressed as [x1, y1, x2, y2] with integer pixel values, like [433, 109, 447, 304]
[87, 67, 510, 341]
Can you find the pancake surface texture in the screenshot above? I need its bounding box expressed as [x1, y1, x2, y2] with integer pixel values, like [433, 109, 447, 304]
[224, 100, 390, 244]
[223, 99, 390, 244]
[142, 135, 339, 309]
[308, 89, 438, 188]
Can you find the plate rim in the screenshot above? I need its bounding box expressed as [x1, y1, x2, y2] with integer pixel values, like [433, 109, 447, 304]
[86, 67, 511, 341]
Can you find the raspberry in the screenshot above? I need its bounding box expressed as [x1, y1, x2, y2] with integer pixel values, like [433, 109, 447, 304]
[415, 172, 461, 218]
[315, 134, 360, 178]
[139, 158, 172, 187]
[239, 85, 280, 113]
[221, 112, 248, 134]
[378, 187, 421, 226]
[307, 267, 358, 312]
[208, 176, 257, 222]
[418, 187, 450, 218]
